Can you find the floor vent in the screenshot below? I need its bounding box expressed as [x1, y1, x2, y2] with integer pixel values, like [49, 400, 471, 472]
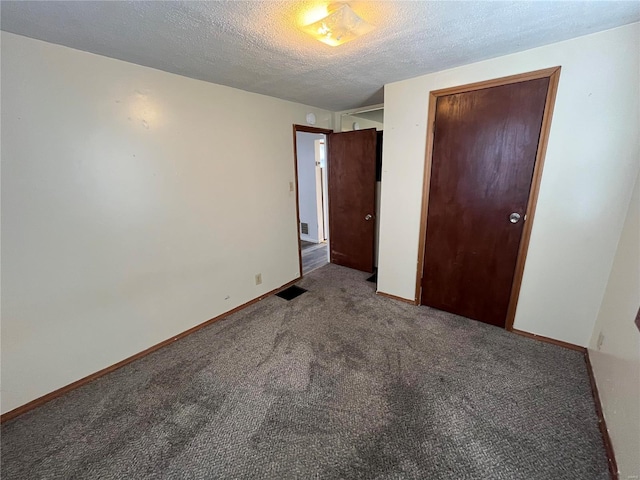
[300, 222, 309, 235]
[276, 285, 307, 301]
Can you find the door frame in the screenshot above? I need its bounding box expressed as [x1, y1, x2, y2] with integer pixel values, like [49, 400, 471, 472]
[414, 66, 561, 330]
[292, 124, 333, 277]
[314, 138, 327, 242]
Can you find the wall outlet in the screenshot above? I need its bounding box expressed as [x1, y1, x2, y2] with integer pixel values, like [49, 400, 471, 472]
[255, 273, 262, 285]
[596, 332, 605, 350]
[289, 181, 294, 192]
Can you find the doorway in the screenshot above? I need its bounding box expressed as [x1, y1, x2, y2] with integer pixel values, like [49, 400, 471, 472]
[416, 67, 561, 329]
[294, 126, 331, 275]
[293, 123, 381, 278]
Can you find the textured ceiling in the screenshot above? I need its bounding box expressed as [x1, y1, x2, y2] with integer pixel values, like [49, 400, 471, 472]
[1, 1, 638, 111]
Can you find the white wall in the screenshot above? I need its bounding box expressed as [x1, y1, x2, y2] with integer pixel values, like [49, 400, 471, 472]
[378, 23, 640, 346]
[341, 114, 383, 132]
[0, 32, 332, 413]
[296, 132, 324, 243]
[588, 172, 640, 478]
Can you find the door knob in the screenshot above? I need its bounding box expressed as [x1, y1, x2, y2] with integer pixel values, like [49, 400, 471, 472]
[365, 214, 373, 221]
[509, 212, 521, 224]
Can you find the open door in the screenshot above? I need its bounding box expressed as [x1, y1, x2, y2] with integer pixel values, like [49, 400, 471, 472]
[328, 129, 377, 273]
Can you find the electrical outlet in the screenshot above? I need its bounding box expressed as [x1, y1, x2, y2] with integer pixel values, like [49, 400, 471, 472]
[289, 181, 294, 192]
[255, 273, 262, 285]
[597, 332, 605, 350]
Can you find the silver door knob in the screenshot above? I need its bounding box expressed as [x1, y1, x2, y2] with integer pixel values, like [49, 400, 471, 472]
[365, 214, 373, 221]
[509, 212, 521, 224]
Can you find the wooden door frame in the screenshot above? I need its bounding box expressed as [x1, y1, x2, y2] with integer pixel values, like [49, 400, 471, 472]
[292, 125, 333, 277]
[414, 66, 561, 330]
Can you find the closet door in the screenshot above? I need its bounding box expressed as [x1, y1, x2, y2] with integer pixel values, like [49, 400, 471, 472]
[421, 78, 549, 327]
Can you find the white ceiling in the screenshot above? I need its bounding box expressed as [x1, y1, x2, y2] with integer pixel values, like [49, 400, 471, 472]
[1, 1, 638, 111]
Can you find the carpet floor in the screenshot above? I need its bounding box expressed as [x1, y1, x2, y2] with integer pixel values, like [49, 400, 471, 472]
[1, 264, 608, 479]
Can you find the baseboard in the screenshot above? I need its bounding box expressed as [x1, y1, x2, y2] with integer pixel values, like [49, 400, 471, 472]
[585, 350, 619, 479]
[511, 328, 585, 352]
[0, 276, 301, 423]
[376, 290, 417, 305]
[299, 234, 319, 244]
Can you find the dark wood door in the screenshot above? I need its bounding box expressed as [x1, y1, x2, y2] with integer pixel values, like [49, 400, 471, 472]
[329, 129, 377, 273]
[421, 78, 549, 327]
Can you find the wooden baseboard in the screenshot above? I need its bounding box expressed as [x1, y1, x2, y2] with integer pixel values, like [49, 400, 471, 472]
[0, 276, 301, 424]
[585, 351, 619, 480]
[376, 290, 417, 305]
[510, 328, 586, 352]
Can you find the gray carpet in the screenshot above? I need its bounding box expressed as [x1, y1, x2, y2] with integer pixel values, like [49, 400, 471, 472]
[1, 264, 608, 479]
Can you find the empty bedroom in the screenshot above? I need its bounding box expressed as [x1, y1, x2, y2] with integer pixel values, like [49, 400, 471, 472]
[1, 1, 639, 479]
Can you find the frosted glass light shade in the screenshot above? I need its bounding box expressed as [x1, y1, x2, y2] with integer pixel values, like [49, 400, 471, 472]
[301, 4, 374, 47]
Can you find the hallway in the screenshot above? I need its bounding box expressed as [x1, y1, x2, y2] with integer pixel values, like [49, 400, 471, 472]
[301, 240, 328, 275]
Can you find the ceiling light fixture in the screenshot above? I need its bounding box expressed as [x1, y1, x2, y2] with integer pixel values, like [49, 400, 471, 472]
[300, 4, 374, 47]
